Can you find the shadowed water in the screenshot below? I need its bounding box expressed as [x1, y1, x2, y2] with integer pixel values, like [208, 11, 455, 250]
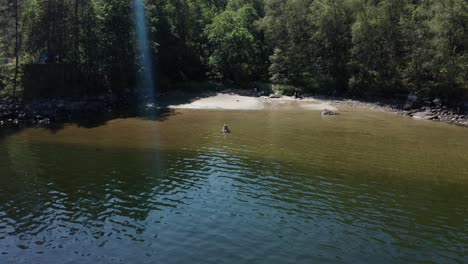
[0, 109, 467, 263]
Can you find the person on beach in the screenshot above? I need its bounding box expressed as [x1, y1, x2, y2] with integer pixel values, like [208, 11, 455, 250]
[222, 124, 230, 133]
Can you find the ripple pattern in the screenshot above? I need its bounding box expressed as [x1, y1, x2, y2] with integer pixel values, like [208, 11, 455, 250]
[0, 118, 467, 264]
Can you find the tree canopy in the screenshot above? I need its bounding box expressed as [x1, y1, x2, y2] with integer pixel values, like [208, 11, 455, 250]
[0, 0, 466, 101]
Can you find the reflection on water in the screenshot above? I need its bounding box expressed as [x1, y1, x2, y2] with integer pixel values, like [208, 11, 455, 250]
[0, 109, 467, 263]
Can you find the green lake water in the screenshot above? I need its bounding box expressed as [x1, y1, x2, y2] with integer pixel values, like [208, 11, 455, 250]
[0, 109, 467, 263]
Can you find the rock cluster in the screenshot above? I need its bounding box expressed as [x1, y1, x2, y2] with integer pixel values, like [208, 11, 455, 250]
[401, 96, 468, 126]
[403, 106, 468, 126]
[329, 95, 468, 127]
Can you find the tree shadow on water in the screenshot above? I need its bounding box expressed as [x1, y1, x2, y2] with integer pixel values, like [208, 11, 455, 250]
[41, 106, 179, 134]
[0, 90, 222, 138]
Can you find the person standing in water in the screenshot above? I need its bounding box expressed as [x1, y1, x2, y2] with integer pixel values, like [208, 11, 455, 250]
[222, 124, 230, 133]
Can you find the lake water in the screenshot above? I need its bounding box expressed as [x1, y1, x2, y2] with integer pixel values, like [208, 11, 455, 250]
[0, 109, 467, 263]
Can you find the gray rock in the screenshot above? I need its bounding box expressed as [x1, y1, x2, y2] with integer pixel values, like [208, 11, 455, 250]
[403, 94, 420, 110]
[412, 111, 437, 120]
[321, 109, 338, 116]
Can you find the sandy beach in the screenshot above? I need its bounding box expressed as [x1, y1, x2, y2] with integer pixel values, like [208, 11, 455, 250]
[168, 93, 338, 111]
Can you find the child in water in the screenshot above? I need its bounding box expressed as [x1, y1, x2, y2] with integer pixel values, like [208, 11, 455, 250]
[222, 124, 230, 133]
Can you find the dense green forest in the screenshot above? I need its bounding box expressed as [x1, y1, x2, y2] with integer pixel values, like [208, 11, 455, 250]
[0, 0, 466, 101]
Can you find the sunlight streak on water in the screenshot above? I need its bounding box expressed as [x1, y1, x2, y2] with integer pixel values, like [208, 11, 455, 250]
[134, 0, 155, 104]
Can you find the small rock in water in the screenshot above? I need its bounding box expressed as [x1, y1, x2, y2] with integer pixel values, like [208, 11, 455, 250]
[321, 109, 338, 116]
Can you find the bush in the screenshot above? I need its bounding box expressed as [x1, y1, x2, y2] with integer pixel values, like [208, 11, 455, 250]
[272, 84, 299, 96]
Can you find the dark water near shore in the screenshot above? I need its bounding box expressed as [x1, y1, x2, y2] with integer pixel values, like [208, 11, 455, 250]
[0, 109, 467, 263]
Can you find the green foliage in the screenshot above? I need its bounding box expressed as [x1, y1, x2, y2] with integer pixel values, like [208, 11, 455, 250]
[0, 0, 465, 100]
[308, 0, 354, 95]
[348, 0, 409, 96]
[0, 35, 5, 89]
[263, 0, 314, 87]
[96, 0, 135, 90]
[272, 84, 299, 96]
[205, 2, 262, 83]
[426, 0, 467, 98]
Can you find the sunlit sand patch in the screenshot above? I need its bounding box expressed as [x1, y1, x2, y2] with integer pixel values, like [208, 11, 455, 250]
[169, 93, 337, 111]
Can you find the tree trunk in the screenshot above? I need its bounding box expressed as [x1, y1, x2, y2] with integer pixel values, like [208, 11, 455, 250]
[47, 0, 51, 53]
[74, 0, 79, 66]
[74, 0, 79, 91]
[12, 0, 19, 98]
[59, 0, 64, 63]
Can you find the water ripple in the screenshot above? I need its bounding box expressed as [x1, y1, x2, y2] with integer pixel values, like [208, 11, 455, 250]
[0, 131, 467, 263]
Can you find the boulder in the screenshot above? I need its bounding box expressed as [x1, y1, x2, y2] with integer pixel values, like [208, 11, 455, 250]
[412, 111, 437, 120]
[321, 109, 338, 116]
[403, 94, 420, 110]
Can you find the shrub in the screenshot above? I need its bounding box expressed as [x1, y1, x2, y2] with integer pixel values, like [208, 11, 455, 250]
[272, 84, 299, 96]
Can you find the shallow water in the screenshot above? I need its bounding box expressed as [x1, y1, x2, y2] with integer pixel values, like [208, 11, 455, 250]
[0, 109, 467, 263]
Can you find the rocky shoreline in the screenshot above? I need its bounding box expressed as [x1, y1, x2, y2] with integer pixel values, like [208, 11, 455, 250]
[402, 107, 468, 126]
[1, 93, 467, 129]
[328, 97, 468, 127]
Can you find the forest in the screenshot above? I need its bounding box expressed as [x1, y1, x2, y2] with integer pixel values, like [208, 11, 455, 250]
[0, 0, 466, 102]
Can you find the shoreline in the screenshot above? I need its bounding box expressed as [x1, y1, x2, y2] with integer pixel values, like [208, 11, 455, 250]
[0, 91, 467, 128]
[324, 97, 468, 127]
[167, 92, 468, 127]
